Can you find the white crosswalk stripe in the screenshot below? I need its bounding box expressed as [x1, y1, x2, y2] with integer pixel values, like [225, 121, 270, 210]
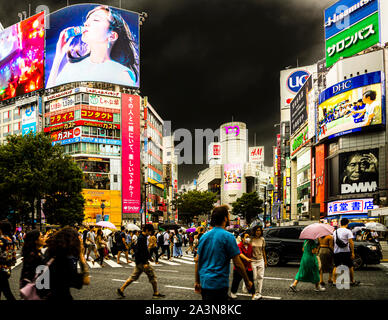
[119, 257, 136, 266]
[181, 256, 195, 261]
[155, 258, 179, 266]
[87, 261, 101, 268]
[11, 257, 23, 270]
[171, 257, 195, 265]
[104, 259, 123, 268]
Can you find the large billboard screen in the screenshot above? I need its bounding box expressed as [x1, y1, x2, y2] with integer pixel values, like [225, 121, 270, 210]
[339, 149, 378, 195]
[45, 4, 139, 89]
[0, 12, 44, 101]
[121, 94, 141, 214]
[318, 71, 384, 141]
[224, 163, 242, 191]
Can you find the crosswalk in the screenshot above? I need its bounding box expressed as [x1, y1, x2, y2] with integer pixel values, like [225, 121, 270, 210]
[81, 253, 195, 269]
[11, 252, 196, 271]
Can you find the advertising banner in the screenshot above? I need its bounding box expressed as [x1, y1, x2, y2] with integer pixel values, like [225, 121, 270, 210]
[45, 4, 140, 89]
[81, 109, 114, 122]
[208, 142, 221, 163]
[280, 65, 316, 109]
[315, 144, 326, 213]
[339, 149, 378, 195]
[291, 125, 309, 157]
[44, 120, 120, 133]
[0, 12, 44, 101]
[327, 198, 376, 216]
[50, 127, 81, 142]
[22, 105, 37, 135]
[121, 94, 141, 214]
[291, 76, 313, 135]
[89, 94, 121, 109]
[249, 146, 264, 163]
[318, 71, 383, 141]
[50, 111, 75, 125]
[324, 0, 379, 40]
[224, 164, 242, 191]
[325, 11, 379, 68]
[48, 95, 76, 112]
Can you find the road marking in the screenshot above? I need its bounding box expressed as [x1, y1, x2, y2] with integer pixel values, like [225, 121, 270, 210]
[157, 259, 179, 266]
[264, 276, 293, 281]
[119, 257, 136, 266]
[156, 269, 178, 273]
[11, 257, 23, 270]
[87, 261, 101, 268]
[236, 293, 282, 300]
[165, 285, 193, 290]
[171, 258, 195, 265]
[181, 256, 195, 261]
[104, 260, 123, 268]
[112, 279, 139, 283]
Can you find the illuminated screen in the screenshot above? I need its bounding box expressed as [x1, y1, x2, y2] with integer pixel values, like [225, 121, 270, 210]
[45, 4, 139, 89]
[0, 12, 44, 101]
[318, 71, 384, 141]
[224, 163, 242, 191]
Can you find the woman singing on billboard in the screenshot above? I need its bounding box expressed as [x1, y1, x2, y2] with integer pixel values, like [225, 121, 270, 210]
[46, 5, 139, 88]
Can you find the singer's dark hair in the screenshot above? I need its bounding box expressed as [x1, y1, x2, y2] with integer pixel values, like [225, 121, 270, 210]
[66, 5, 139, 83]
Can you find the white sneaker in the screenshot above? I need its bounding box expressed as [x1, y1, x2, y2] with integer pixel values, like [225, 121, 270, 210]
[314, 286, 326, 292]
[252, 293, 262, 300]
[230, 292, 237, 299]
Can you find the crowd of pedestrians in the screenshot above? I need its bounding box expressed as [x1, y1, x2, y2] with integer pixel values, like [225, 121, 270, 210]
[0, 212, 369, 301]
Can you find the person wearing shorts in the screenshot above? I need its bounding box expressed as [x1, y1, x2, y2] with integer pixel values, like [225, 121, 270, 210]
[332, 218, 360, 287]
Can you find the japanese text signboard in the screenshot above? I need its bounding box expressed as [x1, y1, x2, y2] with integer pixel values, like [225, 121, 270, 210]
[81, 109, 113, 122]
[327, 198, 377, 216]
[290, 76, 312, 135]
[50, 111, 74, 125]
[121, 94, 141, 214]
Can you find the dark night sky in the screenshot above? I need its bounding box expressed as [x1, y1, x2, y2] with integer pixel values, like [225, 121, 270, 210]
[1, 0, 338, 184]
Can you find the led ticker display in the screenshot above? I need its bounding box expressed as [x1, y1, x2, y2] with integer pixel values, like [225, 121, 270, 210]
[318, 71, 384, 141]
[0, 12, 44, 101]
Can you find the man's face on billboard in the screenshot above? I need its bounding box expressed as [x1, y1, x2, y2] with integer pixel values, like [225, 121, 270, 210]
[345, 154, 369, 182]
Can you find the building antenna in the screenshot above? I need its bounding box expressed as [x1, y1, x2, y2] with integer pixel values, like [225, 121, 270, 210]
[297, 57, 299, 67]
[254, 133, 256, 146]
[232, 115, 234, 122]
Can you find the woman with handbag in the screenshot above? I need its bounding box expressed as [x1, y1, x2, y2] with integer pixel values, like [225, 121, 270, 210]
[94, 229, 107, 267]
[19, 230, 46, 296]
[0, 220, 16, 300]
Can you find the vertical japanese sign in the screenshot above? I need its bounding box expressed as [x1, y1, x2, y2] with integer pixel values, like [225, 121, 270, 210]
[121, 94, 141, 214]
[315, 144, 326, 213]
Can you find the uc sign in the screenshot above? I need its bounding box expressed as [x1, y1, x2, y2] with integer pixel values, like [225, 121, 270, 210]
[287, 70, 310, 93]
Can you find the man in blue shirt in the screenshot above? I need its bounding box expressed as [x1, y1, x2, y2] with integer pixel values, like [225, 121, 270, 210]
[195, 205, 252, 301]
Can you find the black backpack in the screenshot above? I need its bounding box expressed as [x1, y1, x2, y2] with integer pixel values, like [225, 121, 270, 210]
[114, 232, 122, 244]
[157, 233, 165, 247]
[335, 230, 348, 248]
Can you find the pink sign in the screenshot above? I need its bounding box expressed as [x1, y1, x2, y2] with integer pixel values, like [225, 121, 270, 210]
[121, 94, 141, 214]
[224, 163, 242, 191]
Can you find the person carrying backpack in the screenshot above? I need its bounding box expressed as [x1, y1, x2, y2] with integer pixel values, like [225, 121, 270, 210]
[332, 218, 360, 287]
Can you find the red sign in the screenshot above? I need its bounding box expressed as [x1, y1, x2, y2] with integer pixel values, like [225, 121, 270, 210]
[81, 109, 113, 122]
[213, 145, 221, 156]
[50, 111, 74, 125]
[315, 144, 326, 214]
[174, 179, 178, 193]
[121, 94, 141, 214]
[50, 127, 81, 142]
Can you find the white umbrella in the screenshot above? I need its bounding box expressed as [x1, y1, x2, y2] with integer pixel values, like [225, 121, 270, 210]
[179, 227, 187, 232]
[125, 223, 140, 231]
[352, 226, 365, 234]
[102, 229, 112, 236]
[96, 221, 117, 229]
[365, 222, 387, 232]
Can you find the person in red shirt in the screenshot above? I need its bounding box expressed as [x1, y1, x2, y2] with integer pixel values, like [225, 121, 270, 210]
[230, 232, 255, 300]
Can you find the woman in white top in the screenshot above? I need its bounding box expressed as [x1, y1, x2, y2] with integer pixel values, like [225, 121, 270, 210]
[47, 5, 139, 88]
[250, 225, 267, 300]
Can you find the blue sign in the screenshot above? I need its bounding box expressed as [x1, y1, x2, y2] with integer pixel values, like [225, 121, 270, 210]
[319, 71, 381, 104]
[52, 137, 81, 145]
[81, 137, 121, 145]
[22, 123, 36, 135]
[327, 198, 376, 215]
[287, 70, 310, 93]
[324, 0, 379, 40]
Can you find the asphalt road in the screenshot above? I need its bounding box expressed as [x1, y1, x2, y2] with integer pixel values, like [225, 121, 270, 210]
[6, 248, 388, 301]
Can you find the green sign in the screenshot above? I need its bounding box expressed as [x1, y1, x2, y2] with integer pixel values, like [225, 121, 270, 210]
[291, 126, 309, 156]
[326, 12, 379, 68]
